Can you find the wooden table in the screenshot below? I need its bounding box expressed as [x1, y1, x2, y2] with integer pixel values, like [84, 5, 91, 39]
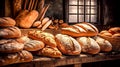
[2, 52, 120, 67]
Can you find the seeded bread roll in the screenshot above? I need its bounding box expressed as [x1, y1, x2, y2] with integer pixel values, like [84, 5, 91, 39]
[77, 37, 100, 54]
[0, 17, 16, 27]
[0, 50, 33, 66]
[55, 34, 81, 55]
[61, 22, 98, 37]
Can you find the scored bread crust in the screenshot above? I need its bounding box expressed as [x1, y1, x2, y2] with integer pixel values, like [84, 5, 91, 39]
[61, 22, 98, 37]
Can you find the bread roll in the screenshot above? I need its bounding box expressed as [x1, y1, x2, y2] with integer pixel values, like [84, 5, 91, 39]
[94, 36, 112, 52]
[34, 46, 62, 58]
[24, 40, 45, 51]
[15, 10, 39, 28]
[0, 39, 24, 53]
[55, 34, 81, 55]
[0, 17, 16, 27]
[77, 37, 100, 54]
[0, 50, 33, 66]
[61, 22, 98, 37]
[32, 21, 41, 27]
[112, 33, 120, 38]
[0, 26, 21, 38]
[28, 30, 57, 47]
[108, 27, 120, 34]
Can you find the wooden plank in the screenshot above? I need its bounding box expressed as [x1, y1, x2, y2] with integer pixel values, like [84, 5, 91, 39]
[74, 64, 82, 67]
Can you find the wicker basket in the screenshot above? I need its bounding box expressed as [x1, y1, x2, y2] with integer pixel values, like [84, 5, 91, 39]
[99, 35, 120, 51]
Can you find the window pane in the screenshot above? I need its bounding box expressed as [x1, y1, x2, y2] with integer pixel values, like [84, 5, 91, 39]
[69, 0, 77, 5]
[85, 15, 90, 22]
[79, 6, 84, 14]
[79, 0, 84, 5]
[85, 6, 97, 14]
[79, 15, 84, 22]
[69, 6, 77, 13]
[69, 15, 77, 23]
[86, 0, 96, 5]
[91, 15, 97, 22]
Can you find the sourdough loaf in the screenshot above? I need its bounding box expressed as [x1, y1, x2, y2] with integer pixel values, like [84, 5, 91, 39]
[77, 37, 100, 54]
[0, 17, 16, 27]
[55, 34, 81, 55]
[61, 22, 98, 37]
[0, 26, 21, 38]
[0, 50, 33, 66]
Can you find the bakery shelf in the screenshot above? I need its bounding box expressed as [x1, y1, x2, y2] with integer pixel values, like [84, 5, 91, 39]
[1, 52, 120, 67]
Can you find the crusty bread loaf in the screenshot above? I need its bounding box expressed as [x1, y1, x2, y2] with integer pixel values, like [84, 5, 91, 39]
[0, 50, 33, 66]
[0, 17, 16, 27]
[15, 10, 39, 28]
[94, 36, 112, 52]
[28, 30, 57, 47]
[32, 21, 42, 28]
[55, 34, 81, 55]
[61, 22, 98, 37]
[0, 26, 21, 38]
[99, 30, 112, 37]
[108, 27, 120, 34]
[33, 46, 62, 58]
[77, 37, 100, 54]
[0, 39, 24, 53]
[24, 40, 45, 51]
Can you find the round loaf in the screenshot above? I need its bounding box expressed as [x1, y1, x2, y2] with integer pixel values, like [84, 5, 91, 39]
[77, 37, 100, 54]
[0, 17, 16, 27]
[0, 39, 24, 53]
[94, 36, 112, 52]
[55, 34, 81, 55]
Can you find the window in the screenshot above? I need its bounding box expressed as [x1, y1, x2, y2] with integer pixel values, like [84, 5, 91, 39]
[65, 0, 99, 24]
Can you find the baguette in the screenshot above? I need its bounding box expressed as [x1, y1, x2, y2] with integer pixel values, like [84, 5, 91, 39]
[61, 22, 98, 37]
[41, 20, 52, 31]
[0, 50, 33, 66]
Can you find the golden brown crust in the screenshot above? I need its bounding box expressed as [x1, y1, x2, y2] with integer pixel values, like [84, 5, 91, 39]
[0, 50, 33, 66]
[0, 26, 21, 39]
[61, 23, 98, 37]
[28, 30, 57, 47]
[15, 10, 39, 28]
[24, 40, 45, 51]
[0, 17, 16, 27]
[0, 39, 24, 53]
[55, 34, 81, 55]
[108, 27, 120, 34]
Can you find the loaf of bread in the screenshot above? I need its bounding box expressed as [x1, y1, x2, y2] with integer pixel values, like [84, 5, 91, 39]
[0, 50, 33, 66]
[28, 30, 57, 47]
[0, 17, 16, 27]
[0, 39, 24, 53]
[55, 34, 81, 55]
[108, 27, 120, 34]
[15, 10, 39, 28]
[61, 22, 98, 37]
[77, 37, 100, 54]
[0, 26, 21, 38]
[24, 40, 45, 51]
[94, 36, 112, 52]
[33, 46, 62, 58]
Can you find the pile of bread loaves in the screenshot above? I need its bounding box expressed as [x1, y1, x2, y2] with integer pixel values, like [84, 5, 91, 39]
[0, 17, 114, 66]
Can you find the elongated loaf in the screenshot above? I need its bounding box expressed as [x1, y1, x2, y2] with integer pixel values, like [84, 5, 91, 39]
[0, 50, 33, 66]
[0, 17, 16, 27]
[0, 39, 24, 53]
[55, 34, 81, 55]
[15, 10, 39, 28]
[28, 30, 57, 47]
[77, 37, 100, 54]
[0, 26, 21, 38]
[33, 46, 62, 58]
[61, 22, 98, 37]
